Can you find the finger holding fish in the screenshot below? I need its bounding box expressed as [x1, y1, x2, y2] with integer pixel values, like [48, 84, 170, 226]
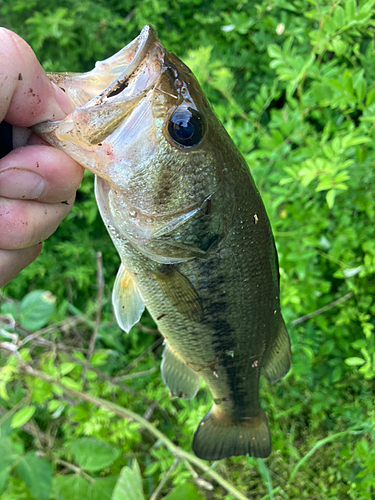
[0, 29, 84, 288]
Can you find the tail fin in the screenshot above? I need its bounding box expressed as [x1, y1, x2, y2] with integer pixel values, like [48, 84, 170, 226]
[192, 406, 271, 460]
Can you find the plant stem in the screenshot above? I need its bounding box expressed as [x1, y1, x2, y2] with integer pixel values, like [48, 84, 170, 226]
[150, 458, 179, 500]
[291, 291, 354, 325]
[56, 458, 95, 483]
[92, 251, 104, 358]
[83, 251, 104, 386]
[183, 459, 213, 491]
[289, 428, 364, 482]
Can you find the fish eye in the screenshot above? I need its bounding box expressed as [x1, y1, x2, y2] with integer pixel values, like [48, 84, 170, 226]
[167, 109, 205, 148]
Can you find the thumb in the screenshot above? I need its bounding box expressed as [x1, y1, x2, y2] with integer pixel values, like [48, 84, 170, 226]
[0, 28, 72, 127]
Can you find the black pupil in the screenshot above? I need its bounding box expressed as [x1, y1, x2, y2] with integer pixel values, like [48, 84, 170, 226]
[173, 119, 194, 140]
[168, 109, 204, 147]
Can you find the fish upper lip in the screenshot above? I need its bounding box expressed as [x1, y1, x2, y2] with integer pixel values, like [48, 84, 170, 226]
[92, 25, 162, 106]
[32, 25, 164, 138]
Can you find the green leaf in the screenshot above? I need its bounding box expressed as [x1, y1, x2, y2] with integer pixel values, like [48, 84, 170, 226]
[345, 0, 356, 19]
[0, 466, 11, 495]
[60, 377, 82, 391]
[332, 366, 342, 383]
[267, 44, 283, 59]
[70, 437, 120, 472]
[342, 136, 371, 147]
[17, 452, 53, 500]
[345, 357, 365, 366]
[91, 351, 109, 367]
[331, 37, 346, 56]
[53, 475, 90, 500]
[0, 438, 20, 469]
[111, 460, 144, 500]
[20, 290, 56, 331]
[326, 189, 336, 209]
[90, 477, 118, 500]
[351, 339, 367, 349]
[356, 79, 366, 102]
[162, 483, 203, 500]
[0, 411, 16, 438]
[60, 363, 77, 375]
[11, 406, 36, 428]
[366, 88, 375, 106]
[255, 459, 274, 500]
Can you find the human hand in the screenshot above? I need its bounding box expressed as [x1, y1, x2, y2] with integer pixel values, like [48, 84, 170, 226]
[0, 29, 84, 288]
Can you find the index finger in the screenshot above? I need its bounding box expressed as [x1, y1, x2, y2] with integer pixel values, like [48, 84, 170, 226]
[0, 28, 72, 127]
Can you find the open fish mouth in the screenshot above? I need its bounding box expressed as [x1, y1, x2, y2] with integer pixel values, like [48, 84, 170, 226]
[33, 25, 164, 146]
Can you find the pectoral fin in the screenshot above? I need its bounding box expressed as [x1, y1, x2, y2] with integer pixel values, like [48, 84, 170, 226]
[262, 316, 291, 385]
[151, 266, 202, 321]
[161, 343, 200, 400]
[112, 264, 145, 333]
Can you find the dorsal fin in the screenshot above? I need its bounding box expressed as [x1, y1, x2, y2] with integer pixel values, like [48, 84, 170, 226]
[112, 264, 145, 333]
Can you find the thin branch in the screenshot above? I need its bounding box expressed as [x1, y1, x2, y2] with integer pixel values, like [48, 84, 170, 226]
[0, 400, 24, 427]
[0, 405, 57, 449]
[121, 337, 163, 374]
[83, 251, 104, 385]
[0, 315, 88, 352]
[25, 336, 88, 352]
[0, 314, 16, 329]
[19, 362, 250, 500]
[55, 459, 95, 482]
[291, 291, 354, 326]
[143, 401, 158, 421]
[183, 459, 214, 491]
[135, 322, 160, 335]
[114, 367, 156, 381]
[150, 458, 179, 500]
[124, 9, 135, 23]
[1, 315, 157, 401]
[61, 352, 143, 398]
[88, 252, 104, 361]
[20, 316, 84, 346]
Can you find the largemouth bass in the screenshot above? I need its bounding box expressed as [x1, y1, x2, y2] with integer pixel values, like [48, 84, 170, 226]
[34, 25, 291, 460]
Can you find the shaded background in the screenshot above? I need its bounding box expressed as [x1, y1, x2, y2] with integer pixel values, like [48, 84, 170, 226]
[1, 0, 375, 499]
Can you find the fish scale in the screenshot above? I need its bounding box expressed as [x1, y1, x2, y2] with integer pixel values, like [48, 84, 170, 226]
[33, 25, 291, 461]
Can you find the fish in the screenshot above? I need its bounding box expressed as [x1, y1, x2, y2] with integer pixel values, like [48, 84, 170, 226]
[33, 25, 291, 461]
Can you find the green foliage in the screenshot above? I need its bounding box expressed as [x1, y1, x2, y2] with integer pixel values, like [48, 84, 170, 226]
[17, 452, 53, 500]
[112, 460, 145, 500]
[70, 437, 121, 472]
[1, 290, 56, 331]
[11, 406, 36, 428]
[162, 483, 203, 500]
[1, 0, 375, 498]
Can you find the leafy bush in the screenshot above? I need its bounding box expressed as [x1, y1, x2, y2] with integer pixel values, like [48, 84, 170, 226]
[1, 0, 375, 499]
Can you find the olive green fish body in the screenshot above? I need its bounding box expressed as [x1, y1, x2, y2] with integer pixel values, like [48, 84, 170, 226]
[34, 25, 291, 461]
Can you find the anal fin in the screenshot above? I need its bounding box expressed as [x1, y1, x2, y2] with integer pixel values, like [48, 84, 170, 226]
[161, 343, 200, 400]
[112, 264, 145, 333]
[192, 406, 271, 460]
[262, 316, 291, 385]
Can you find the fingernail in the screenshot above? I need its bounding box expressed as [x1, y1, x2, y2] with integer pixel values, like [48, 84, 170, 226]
[52, 82, 73, 115]
[0, 168, 45, 199]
